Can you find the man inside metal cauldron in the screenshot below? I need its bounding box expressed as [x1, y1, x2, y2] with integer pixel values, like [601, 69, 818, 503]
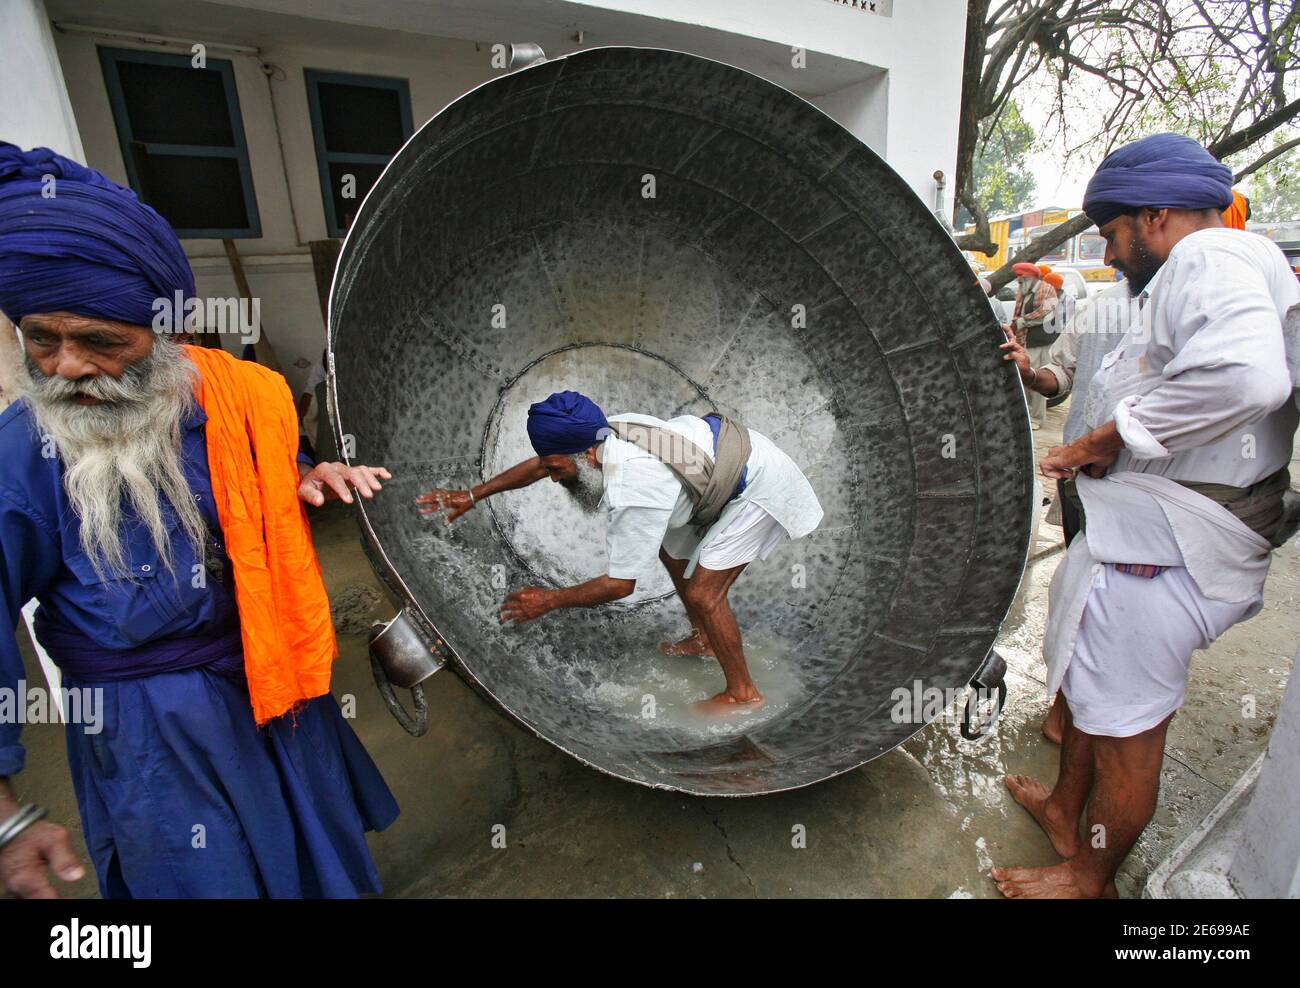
[415, 390, 823, 714]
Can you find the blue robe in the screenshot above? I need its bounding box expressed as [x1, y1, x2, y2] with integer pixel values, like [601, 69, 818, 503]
[0, 397, 398, 898]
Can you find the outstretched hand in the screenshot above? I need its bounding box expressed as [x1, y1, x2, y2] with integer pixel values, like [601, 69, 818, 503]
[500, 586, 555, 624]
[416, 488, 476, 522]
[298, 462, 391, 506]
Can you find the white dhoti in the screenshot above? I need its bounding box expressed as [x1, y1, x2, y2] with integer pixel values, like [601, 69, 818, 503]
[663, 499, 787, 571]
[1044, 473, 1271, 738]
[1054, 543, 1258, 736]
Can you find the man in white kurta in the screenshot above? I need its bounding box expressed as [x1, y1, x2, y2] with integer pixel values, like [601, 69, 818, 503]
[992, 133, 1300, 899]
[415, 392, 823, 712]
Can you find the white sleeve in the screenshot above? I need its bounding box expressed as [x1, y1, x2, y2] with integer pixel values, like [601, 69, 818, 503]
[606, 505, 673, 580]
[1040, 326, 1079, 398]
[1118, 246, 1293, 458]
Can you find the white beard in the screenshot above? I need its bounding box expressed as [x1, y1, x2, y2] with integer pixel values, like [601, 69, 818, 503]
[560, 452, 605, 514]
[17, 336, 208, 581]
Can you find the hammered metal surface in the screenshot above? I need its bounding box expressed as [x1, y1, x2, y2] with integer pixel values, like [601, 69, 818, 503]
[329, 47, 1034, 795]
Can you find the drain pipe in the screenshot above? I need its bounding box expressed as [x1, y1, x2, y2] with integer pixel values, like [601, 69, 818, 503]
[509, 43, 547, 71]
[933, 169, 953, 233]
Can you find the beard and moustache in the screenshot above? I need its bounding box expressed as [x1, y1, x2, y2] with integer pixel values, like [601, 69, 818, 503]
[558, 451, 605, 514]
[1119, 232, 1164, 295]
[17, 336, 208, 581]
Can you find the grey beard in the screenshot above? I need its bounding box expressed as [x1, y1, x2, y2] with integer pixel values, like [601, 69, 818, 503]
[560, 454, 605, 514]
[17, 336, 208, 581]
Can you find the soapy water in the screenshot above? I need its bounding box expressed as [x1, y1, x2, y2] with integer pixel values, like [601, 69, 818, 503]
[581, 632, 806, 738]
[403, 522, 809, 744]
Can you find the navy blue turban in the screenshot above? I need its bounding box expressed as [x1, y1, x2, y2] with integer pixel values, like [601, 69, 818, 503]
[0, 142, 195, 328]
[527, 391, 609, 457]
[1083, 133, 1234, 229]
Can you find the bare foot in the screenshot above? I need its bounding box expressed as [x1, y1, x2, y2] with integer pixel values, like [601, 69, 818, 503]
[691, 690, 764, 716]
[1003, 774, 1081, 858]
[658, 629, 715, 657]
[1041, 703, 1064, 745]
[990, 861, 1109, 899]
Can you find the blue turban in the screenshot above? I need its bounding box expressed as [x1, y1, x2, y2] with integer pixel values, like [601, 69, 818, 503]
[0, 142, 195, 328]
[1083, 133, 1233, 229]
[526, 391, 608, 457]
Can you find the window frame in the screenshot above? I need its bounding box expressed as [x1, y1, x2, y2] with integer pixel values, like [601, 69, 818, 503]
[98, 45, 262, 239]
[304, 68, 414, 238]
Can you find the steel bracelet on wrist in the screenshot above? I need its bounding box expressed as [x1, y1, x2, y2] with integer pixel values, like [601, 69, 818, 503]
[0, 804, 48, 851]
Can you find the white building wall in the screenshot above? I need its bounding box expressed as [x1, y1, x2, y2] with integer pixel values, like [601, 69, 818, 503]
[810, 73, 889, 161]
[0, 0, 85, 161]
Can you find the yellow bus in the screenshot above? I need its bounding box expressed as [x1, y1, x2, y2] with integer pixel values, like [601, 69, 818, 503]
[964, 207, 1119, 289]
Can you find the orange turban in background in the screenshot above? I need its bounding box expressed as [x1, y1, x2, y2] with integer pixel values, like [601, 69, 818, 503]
[1222, 189, 1250, 230]
[1044, 272, 1064, 290]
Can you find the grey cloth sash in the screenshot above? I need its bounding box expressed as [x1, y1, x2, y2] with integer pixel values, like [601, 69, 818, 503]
[609, 414, 752, 532]
[1177, 466, 1291, 548]
[1063, 466, 1292, 547]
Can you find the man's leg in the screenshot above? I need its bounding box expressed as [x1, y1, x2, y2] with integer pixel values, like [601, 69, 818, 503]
[1003, 697, 1092, 859]
[680, 562, 759, 709]
[1041, 692, 1066, 744]
[657, 547, 714, 656]
[993, 563, 1245, 898]
[993, 713, 1172, 899]
[1026, 343, 1050, 428]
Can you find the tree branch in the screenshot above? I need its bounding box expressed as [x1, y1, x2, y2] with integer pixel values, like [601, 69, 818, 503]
[954, 185, 998, 256]
[1209, 98, 1300, 159]
[1234, 137, 1300, 181]
[987, 213, 1094, 290]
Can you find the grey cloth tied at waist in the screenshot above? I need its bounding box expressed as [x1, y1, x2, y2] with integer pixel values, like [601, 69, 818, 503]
[1178, 466, 1292, 548]
[1063, 465, 1293, 548]
[608, 414, 752, 533]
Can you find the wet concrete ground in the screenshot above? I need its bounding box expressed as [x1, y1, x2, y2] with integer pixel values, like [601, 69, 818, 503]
[12, 401, 1298, 898]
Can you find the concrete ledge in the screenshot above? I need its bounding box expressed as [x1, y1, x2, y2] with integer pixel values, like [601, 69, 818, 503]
[1144, 754, 1261, 899]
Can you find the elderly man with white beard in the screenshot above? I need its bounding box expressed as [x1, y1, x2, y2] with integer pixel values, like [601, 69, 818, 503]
[0, 143, 398, 898]
[416, 390, 823, 713]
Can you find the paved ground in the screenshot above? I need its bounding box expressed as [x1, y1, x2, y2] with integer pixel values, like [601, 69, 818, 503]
[12, 399, 1298, 898]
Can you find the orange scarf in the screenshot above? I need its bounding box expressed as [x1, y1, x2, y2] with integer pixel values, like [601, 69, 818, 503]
[185, 345, 335, 723]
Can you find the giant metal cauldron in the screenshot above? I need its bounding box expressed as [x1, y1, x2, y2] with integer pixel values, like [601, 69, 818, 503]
[328, 47, 1033, 796]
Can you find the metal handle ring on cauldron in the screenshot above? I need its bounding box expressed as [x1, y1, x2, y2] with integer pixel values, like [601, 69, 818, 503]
[368, 608, 445, 738]
[960, 650, 1009, 741]
[369, 655, 430, 737]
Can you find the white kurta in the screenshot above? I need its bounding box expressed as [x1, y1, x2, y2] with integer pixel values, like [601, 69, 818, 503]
[600, 412, 823, 580]
[1044, 229, 1300, 735]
